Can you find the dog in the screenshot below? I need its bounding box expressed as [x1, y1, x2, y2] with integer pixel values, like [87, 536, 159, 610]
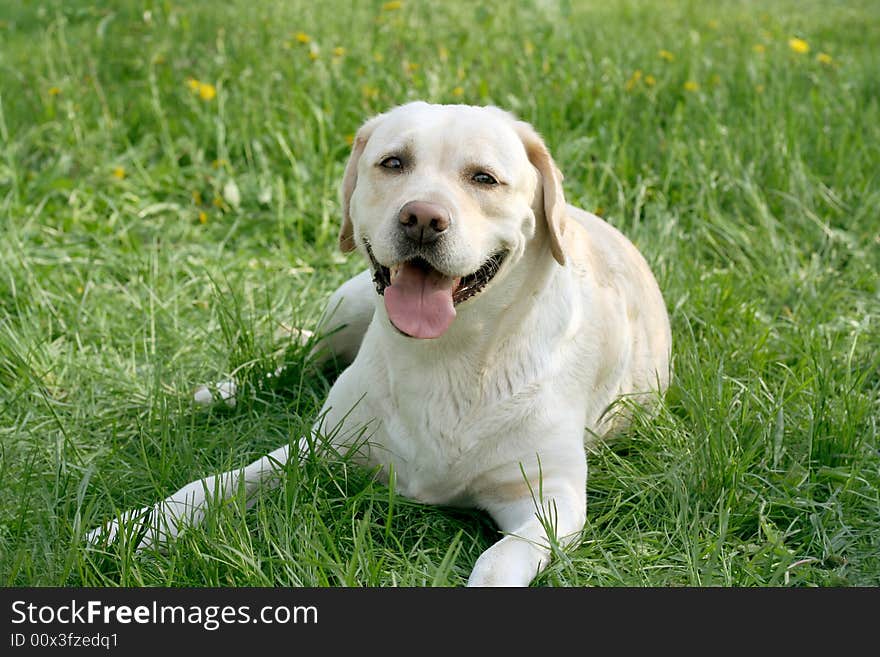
[88, 102, 671, 586]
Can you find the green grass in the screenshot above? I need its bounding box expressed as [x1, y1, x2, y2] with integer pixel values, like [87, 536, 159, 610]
[1, 0, 878, 586]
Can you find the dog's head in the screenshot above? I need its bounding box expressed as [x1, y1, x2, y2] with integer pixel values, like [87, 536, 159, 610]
[340, 102, 567, 339]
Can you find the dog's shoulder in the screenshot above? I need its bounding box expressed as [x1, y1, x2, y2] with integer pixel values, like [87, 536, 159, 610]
[562, 204, 661, 297]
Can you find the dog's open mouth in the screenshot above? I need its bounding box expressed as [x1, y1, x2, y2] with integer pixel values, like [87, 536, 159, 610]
[365, 242, 507, 339]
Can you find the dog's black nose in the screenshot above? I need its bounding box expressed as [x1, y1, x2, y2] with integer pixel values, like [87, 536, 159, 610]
[398, 201, 450, 245]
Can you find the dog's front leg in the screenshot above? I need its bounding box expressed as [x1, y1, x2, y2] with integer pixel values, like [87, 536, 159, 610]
[468, 478, 586, 587]
[87, 442, 299, 550]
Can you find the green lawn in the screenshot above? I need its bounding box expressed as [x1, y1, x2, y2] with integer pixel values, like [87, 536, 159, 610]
[1, 0, 878, 586]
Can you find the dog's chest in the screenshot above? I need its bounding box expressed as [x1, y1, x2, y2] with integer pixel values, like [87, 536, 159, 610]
[374, 374, 476, 504]
[364, 352, 553, 505]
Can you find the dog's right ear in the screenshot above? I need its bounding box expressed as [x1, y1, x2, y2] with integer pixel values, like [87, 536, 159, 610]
[339, 114, 385, 253]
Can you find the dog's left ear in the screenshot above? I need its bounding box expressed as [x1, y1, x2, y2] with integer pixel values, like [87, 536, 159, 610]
[513, 121, 567, 266]
[339, 113, 385, 253]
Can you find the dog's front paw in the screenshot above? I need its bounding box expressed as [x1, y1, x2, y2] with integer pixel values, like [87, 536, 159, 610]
[466, 535, 548, 587]
[86, 506, 162, 551]
[88, 479, 215, 552]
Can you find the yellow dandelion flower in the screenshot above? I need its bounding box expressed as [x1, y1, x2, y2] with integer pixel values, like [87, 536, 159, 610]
[308, 49, 319, 61]
[753, 44, 766, 54]
[199, 211, 208, 224]
[707, 19, 719, 30]
[198, 82, 216, 101]
[624, 69, 642, 91]
[452, 86, 464, 97]
[594, 207, 604, 217]
[361, 85, 379, 100]
[186, 78, 216, 101]
[524, 40, 535, 56]
[816, 52, 832, 65]
[76, 285, 84, 295]
[48, 86, 61, 96]
[373, 52, 384, 63]
[333, 46, 346, 57]
[382, 1, 403, 10]
[405, 62, 419, 73]
[788, 37, 809, 54]
[659, 49, 675, 62]
[112, 166, 126, 180]
[345, 133, 355, 146]
[684, 80, 700, 92]
[212, 196, 223, 208]
[644, 74, 656, 87]
[295, 31, 311, 44]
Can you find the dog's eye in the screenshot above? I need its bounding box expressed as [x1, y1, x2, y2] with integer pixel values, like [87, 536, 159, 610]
[380, 157, 403, 170]
[472, 172, 498, 185]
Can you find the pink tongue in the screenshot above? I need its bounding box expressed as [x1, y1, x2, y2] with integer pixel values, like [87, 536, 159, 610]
[384, 262, 457, 339]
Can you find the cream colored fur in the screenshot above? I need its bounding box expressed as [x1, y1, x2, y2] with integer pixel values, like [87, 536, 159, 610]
[89, 102, 671, 587]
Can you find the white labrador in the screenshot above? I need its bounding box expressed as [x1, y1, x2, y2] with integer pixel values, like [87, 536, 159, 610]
[88, 102, 671, 586]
